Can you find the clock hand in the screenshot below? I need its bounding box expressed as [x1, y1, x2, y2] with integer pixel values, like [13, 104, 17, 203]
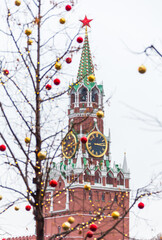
[94, 143, 106, 146]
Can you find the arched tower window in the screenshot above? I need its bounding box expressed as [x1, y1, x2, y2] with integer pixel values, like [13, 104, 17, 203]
[92, 88, 98, 103]
[117, 172, 124, 185]
[71, 94, 75, 104]
[95, 170, 101, 184]
[84, 169, 91, 182]
[70, 90, 75, 105]
[70, 170, 74, 183]
[79, 87, 87, 102]
[106, 171, 114, 185]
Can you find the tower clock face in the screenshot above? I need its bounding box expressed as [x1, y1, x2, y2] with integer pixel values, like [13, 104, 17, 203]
[86, 131, 108, 157]
[62, 131, 77, 159]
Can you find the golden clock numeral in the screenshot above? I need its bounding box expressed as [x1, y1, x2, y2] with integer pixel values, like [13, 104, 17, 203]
[96, 152, 98, 155]
[96, 133, 98, 137]
[89, 146, 92, 150]
[102, 139, 105, 142]
[102, 147, 105, 151]
[92, 150, 94, 153]
[90, 136, 95, 141]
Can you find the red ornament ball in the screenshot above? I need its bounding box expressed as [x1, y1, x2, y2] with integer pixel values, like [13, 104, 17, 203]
[89, 223, 98, 232]
[81, 136, 87, 144]
[54, 78, 60, 85]
[66, 57, 72, 64]
[49, 179, 58, 187]
[25, 205, 31, 211]
[65, 5, 72, 11]
[46, 84, 52, 90]
[87, 231, 93, 238]
[138, 202, 144, 209]
[3, 69, 9, 76]
[77, 36, 83, 43]
[0, 145, 6, 151]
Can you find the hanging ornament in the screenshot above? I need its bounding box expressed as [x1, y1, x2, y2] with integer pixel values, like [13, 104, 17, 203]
[77, 37, 83, 43]
[14, 206, 20, 211]
[138, 65, 146, 74]
[65, 5, 72, 11]
[25, 29, 32, 36]
[88, 74, 95, 82]
[25, 205, 31, 211]
[62, 221, 71, 230]
[15, 0, 21, 6]
[0, 195, 3, 200]
[55, 62, 62, 70]
[66, 57, 72, 64]
[138, 202, 144, 209]
[27, 39, 33, 45]
[84, 184, 91, 191]
[25, 137, 30, 144]
[46, 84, 52, 90]
[54, 78, 60, 85]
[111, 211, 120, 219]
[81, 136, 87, 144]
[49, 179, 58, 187]
[59, 18, 66, 24]
[37, 151, 47, 160]
[67, 216, 75, 224]
[96, 110, 104, 118]
[3, 69, 9, 76]
[89, 224, 97, 232]
[86, 230, 93, 238]
[0, 145, 6, 151]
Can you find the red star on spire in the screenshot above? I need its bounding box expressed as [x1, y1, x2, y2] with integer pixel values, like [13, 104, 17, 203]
[80, 15, 93, 28]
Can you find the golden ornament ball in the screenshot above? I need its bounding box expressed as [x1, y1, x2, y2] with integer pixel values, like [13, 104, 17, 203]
[25, 137, 30, 144]
[37, 151, 47, 160]
[14, 206, 20, 211]
[88, 74, 95, 82]
[96, 110, 104, 118]
[0, 195, 2, 200]
[111, 211, 120, 219]
[59, 18, 66, 24]
[68, 216, 75, 224]
[84, 184, 91, 191]
[25, 28, 32, 36]
[55, 62, 62, 70]
[62, 221, 71, 230]
[15, 0, 21, 6]
[138, 65, 146, 74]
[27, 39, 33, 45]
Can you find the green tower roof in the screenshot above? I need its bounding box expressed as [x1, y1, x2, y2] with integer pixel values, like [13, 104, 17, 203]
[73, 30, 101, 92]
[72, 17, 103, 93]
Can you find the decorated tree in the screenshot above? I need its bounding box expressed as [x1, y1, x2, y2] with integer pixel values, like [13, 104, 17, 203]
[0, 0, 83, 239]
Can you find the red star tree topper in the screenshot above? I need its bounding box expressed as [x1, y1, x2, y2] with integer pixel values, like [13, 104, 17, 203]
[80, 15, 93, 28]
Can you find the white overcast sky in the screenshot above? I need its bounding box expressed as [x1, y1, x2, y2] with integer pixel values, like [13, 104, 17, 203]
[1, 0, 162, 239]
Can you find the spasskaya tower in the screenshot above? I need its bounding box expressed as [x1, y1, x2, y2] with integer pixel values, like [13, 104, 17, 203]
[45, 16, 130, 240]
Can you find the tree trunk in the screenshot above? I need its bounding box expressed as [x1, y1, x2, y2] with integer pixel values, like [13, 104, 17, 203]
[36, 211, 44, 240]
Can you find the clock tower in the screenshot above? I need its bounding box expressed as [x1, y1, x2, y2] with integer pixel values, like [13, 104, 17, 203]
[44, 17, 130, 240]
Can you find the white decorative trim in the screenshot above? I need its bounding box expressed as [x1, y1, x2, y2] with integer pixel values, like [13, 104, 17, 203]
[46, 213, 129, 220]
[69, 113, 97, 118]
[68, 183, 130, 192]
